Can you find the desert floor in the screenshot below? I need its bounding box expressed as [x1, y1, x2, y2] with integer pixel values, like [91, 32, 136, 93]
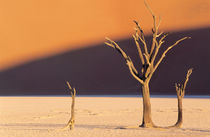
[0, 96, 210, 137]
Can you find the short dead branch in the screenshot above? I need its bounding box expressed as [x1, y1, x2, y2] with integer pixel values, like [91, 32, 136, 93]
[172, 68, 193, 128]
[62, 81, 76, 130]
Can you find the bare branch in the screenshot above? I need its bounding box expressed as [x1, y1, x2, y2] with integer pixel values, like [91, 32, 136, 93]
[156, 31, 163, 38]
[153, 37, 191, 73]
[66, 81, 73, 90]
[144, 0, 162, 60]
[150, 40, 159, 65]
[137, 33, 149, 56]
[105, 37, 139, 77]
[144, 0, 155, 17]
[150, 33, 168, 66]
[150, 34, 168, 64]
[157, 16, 162, 30]
[133, 34, 145, 65]
[128, 57, 139, 76]
[175, 83, 180, 97]
[143, 53, 151, 66]
[144, 0, 157, 57]
[175, 68, 193, 99]
[183, 68, 193, 94]
[133, 20, 145, 39]
[149, 16, 162, 58]
[133, 20, 149, 56]
[150, 24, 157, 57]
[127, 61, 144, 84]
[159, 33, 168, 47]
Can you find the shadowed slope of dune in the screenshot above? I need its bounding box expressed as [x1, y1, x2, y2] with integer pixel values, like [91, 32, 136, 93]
[0, 27, 209, 95]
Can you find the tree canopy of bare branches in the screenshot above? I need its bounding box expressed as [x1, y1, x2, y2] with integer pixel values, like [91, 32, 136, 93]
[105, 0, 191, 128]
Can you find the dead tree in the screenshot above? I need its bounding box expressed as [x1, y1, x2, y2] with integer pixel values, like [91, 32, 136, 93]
[173, 68, 193, 128]
[105, 0, 190, 128]
[62, 81, 76, 130]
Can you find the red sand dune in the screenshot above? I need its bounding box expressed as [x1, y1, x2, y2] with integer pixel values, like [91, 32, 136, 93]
[0, 27, 209, 95]
[0, 0, 210, 70]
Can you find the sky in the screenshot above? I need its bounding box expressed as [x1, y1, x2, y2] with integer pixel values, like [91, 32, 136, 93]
[0, 0, 210, 70]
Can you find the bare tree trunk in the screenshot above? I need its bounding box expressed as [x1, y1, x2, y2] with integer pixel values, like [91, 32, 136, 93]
[66, 92, 75, 130]
[174, 97, 183, 127]
[172, 68, 192, 128]
[62, 81, 76, 130]
[140, 82, 154, 128]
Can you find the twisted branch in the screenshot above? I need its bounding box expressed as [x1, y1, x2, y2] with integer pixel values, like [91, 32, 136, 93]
[105, 37, 144, 84]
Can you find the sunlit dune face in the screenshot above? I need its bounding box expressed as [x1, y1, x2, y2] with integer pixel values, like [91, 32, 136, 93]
[0, 0, 209, 70]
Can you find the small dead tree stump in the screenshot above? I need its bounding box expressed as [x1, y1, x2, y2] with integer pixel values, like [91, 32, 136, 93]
[62, 81, 76, 130]
[174, 68, 193, 128]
